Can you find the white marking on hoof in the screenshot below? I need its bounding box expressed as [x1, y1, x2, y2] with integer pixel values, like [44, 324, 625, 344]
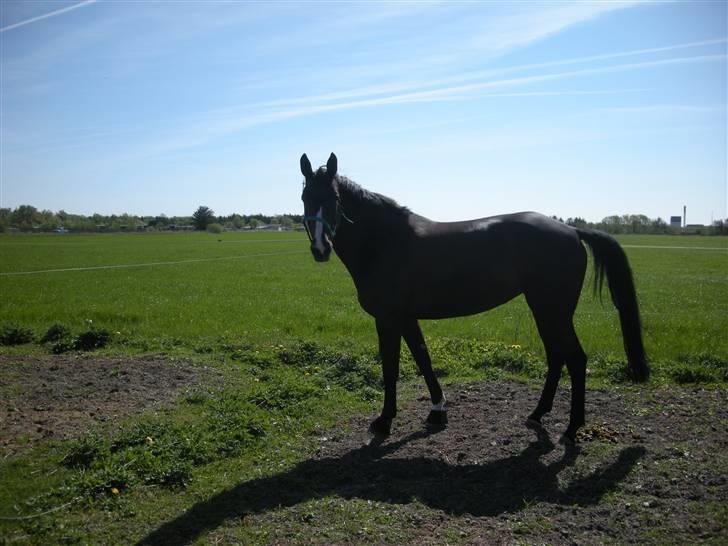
[431, 393, 447, 412]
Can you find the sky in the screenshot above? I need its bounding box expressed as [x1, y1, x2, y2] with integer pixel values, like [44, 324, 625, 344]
[0, 1, 726, 225]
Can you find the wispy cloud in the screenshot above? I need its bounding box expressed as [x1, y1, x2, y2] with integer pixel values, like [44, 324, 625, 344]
[379, 54, 726, 105]
[471, 1, 640, 52]
[132, 50, 725, 159]
[260, 38, 727, 110]
[599, 104, 727, 114]
[249, 53, 725, 121]
[0, 0, 96, 33]
[14, 43, 725, 160]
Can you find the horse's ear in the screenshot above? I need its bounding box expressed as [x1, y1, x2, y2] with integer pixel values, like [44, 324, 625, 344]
[300, 154, 313, 179]
[327, 153, 338, 177]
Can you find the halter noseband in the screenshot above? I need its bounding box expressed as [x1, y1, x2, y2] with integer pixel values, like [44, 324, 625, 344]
[302, 200, 353, 243]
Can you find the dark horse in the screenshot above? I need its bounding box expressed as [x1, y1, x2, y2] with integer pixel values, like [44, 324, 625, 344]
[300, 153, 649, 442]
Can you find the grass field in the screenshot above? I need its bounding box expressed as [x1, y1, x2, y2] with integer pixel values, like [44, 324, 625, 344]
[1, 231, 726, 362]
[1, 231, 726, 544]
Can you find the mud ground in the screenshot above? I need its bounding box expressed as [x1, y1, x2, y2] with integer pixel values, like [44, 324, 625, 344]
[0, 354, 208, 457]
[1, 355, 726, 544]
[313, 382, 727, 544]
[233, 382, 727, 545]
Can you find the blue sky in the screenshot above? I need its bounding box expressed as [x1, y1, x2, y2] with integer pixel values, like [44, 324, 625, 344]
[1, 1, 726, 224]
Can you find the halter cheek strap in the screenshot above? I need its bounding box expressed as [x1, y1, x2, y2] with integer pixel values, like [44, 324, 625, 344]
[302, 202, 353, 242]
[303, 214, 338, 239]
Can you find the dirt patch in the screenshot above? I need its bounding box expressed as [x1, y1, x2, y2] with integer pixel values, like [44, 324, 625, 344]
[0, 354, 210, 456]
[170, 381, 727, 545]
[314, 382, 728, 545]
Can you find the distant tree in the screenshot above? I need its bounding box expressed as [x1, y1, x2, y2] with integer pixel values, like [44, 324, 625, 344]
[599, 215, 624, 234]
[147, 214, 171, 229]
[566, 217, 588, 228]
[711, 219, 727, 236]
[228, 213, 244, 229]
[247, 218, 262, 230]
[38, 209, 60, 231]
[11, 205, 39, 231]
[192, 206, 215, 231]
[0, 208, 11, 232]
[650, 217, 669, 234]
[623, 214, 651, 234]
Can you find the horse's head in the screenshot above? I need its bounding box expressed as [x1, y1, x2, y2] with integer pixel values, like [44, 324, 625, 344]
[300, 152, 339, 262]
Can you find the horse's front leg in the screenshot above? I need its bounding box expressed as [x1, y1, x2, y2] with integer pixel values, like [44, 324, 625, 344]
[369, 317, 402, 437]
[403, 319, 446, 427]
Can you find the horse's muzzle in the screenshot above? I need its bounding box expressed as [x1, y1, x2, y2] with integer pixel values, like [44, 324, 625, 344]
[311, 244, 331, 262]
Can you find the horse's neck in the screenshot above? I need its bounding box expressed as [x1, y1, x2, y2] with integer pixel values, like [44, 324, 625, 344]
[333, 180, 393, 275]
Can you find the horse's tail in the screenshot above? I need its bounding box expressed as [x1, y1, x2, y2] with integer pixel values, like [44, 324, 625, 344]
[576, 228, 649, 382]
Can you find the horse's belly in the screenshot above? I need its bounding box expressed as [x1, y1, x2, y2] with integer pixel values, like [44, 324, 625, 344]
[411, 277, 521, 319]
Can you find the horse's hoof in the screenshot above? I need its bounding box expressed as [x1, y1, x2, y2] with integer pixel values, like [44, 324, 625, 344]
[525, 417, 543, 430]
[368, 416, 392, 437]
[426, 410, 448, 427]
[559, 432, 576, 445]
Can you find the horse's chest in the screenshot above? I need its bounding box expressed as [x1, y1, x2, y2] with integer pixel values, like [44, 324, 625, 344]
[352, 269, 409, 318]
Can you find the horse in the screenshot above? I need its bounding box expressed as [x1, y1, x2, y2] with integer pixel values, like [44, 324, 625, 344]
[299, 152, 649, 443]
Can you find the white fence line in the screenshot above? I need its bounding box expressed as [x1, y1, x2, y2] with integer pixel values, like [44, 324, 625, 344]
[621, 244, 727, 251]
[0, 250, 308, 277]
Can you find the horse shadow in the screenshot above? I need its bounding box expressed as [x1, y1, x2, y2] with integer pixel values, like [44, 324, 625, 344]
[138, 427, 645, 544]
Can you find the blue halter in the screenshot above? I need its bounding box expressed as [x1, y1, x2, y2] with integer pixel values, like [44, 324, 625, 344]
[302, 201, 353, 242]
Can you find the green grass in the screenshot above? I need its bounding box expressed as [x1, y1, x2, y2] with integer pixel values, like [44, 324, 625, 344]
[1, 231, 726, 362]
[0, 231, 726, 543]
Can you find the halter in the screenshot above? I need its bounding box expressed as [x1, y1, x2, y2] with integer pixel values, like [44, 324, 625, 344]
[302, 200, 353, 243]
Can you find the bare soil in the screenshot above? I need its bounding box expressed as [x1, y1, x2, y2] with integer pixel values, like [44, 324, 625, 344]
[1, 354, 726, 544]
[0, 354, 209, 457]
[147, 381, 728, 545]
[306, 382, 728, 545]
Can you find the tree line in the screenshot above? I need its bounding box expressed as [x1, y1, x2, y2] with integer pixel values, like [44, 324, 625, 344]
[0, 205, 303, 233]
[0, 204, 725, 235]
[560, 214, 727, 235]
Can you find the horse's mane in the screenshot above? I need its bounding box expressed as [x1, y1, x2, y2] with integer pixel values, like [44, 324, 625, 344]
[335, 175, 410, 217]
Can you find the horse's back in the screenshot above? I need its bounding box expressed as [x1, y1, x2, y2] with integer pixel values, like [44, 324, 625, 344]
[409, 211, 583, 264]
[402, 212, 587, 319]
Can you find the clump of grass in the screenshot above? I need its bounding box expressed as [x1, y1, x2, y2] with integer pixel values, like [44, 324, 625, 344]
[427, 338, 544, 380]
[0, 323, 34, 346]
[669, 353, 728, 384]
[73, 328, 111, 351]
[53, 392, 270, 504]
[61, 434, 107, 469]
[37, 323, 112, 353]
[671, 366, 716, 384]
[39, 323, 75, 354]
[247, 373, 323, 410]
[39, 323, 72, 344]
[228, 341, 382, 401]
[280, 341, 382, 394]
[588, 354, 633, 384]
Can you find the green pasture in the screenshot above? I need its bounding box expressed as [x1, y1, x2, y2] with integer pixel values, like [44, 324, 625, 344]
[1, 231, 726, 363]
[1, 231, 726, 544]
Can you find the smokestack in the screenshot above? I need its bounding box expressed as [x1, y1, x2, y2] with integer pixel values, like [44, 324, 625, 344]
[683, 205, 686, 228]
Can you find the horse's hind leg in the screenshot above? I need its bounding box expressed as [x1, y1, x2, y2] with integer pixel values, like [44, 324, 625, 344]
[527, 301, 586, 441]
[528, 347, 563, 426]
[403, 319, 446, 426]
[562, 324, 587, 443]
